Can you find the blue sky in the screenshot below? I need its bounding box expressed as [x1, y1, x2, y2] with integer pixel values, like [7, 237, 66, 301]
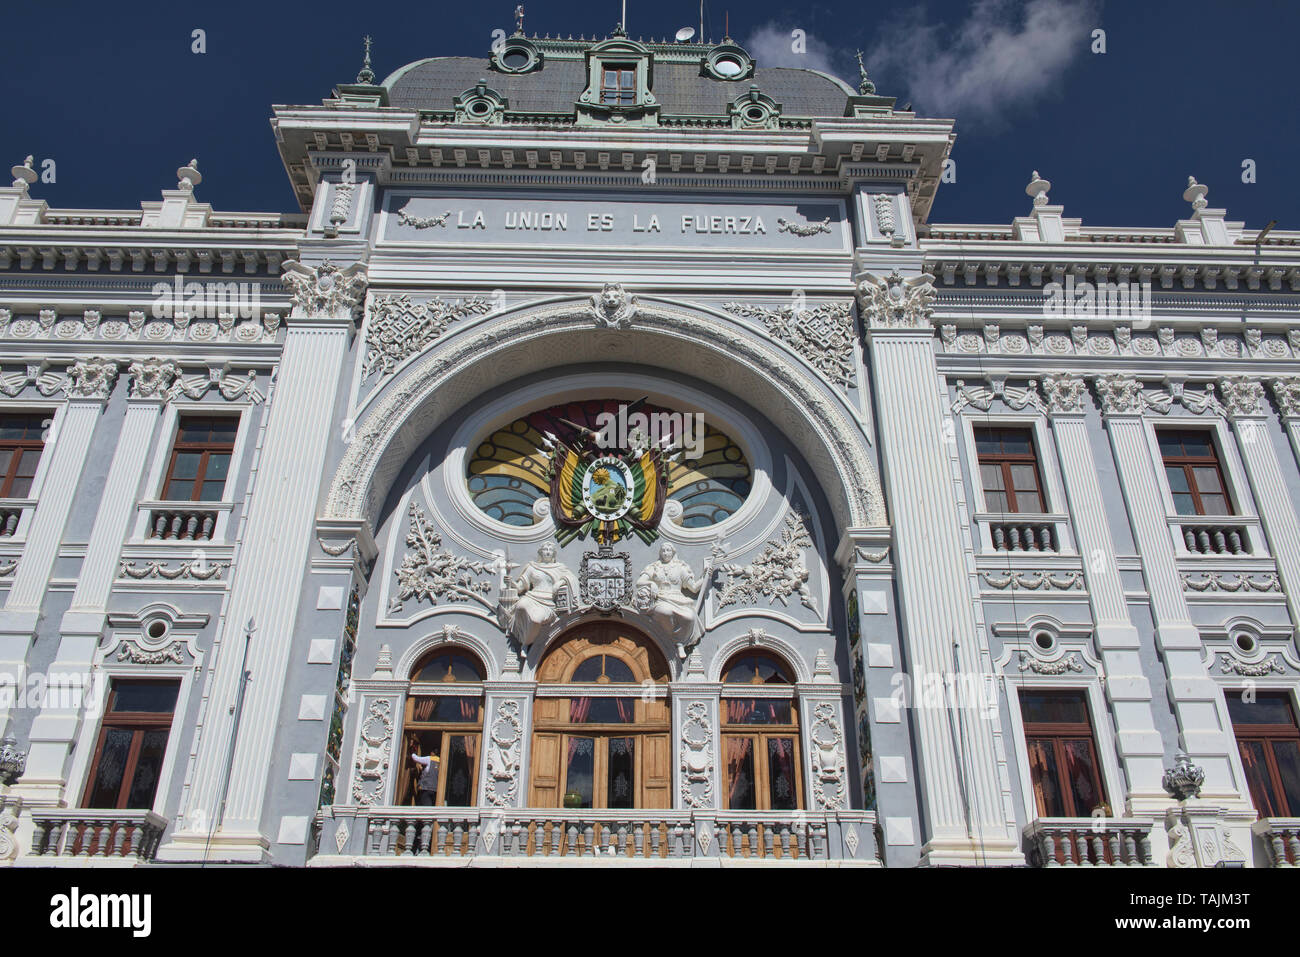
[4, 0, 1295, 230]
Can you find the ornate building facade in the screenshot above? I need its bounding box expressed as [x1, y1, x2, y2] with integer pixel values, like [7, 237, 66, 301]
[0, 26, 1298, 868]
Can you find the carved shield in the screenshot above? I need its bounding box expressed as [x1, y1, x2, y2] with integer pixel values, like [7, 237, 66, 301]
[580, 545, 631, 612]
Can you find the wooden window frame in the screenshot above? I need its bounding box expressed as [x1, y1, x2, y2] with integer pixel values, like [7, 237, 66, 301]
[599, 64, 637, 106]
[1019, 689, 1108, 818]
[80, 679, 178, 810]
[1230, 692, 1300, 818]
[163, 415, 237, 503]
[399, 694, 484, 807]
[1158, 428, 1233, 517]
[0, 413, 46, 498]
[974, 425, 1046, 515]
[719, 719, 804, 811]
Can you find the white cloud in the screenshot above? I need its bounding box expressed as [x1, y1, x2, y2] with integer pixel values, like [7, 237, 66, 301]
[743, 23, 842, 77]
[867, 0, 1098, 124]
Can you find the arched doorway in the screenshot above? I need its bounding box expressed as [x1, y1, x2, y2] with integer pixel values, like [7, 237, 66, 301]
[528, 621, 671, 809]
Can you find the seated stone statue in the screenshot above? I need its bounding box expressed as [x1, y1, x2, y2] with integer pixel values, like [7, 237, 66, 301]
[635, 542, 707, 658]
[500, 543, 579, 649]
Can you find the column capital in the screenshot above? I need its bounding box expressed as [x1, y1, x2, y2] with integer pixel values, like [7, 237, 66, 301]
[1091, 372, 1145, 417]
[281, 258, 368, 322]
[1039, 372, 1088, 416]
[1269, 376, 1300, 420]
[855, 269, 936, 333]
[64, 358, 118, 400]
[1217, 375, 1267, 419]
[126, 357, 178, 401]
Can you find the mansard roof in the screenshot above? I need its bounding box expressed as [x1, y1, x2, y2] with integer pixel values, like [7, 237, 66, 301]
[381, 40, 855, 118]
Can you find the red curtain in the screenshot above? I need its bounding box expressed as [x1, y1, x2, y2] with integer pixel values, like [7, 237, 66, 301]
[727, 699, 754, 723]
[459, 697, 478, 721]
[569, 697, 592, 723]
[615, 698, 632, 722]
[412, 698, 434, 722]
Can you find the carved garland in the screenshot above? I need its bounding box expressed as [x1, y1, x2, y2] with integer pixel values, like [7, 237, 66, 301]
[390, 503, 494, 612]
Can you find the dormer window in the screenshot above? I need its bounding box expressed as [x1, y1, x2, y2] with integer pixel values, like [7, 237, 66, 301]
[600, 65, 636, 105]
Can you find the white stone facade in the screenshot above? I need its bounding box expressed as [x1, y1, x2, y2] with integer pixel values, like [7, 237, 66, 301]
[0, 33, 1296, 869]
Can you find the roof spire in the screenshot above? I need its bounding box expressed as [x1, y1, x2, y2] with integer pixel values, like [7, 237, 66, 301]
[514, 5, 525, 36]
[356, 35, 375, 84]
[856, 50, 875, 95]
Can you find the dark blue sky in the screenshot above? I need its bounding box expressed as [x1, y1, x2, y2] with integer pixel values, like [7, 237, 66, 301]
[4, 0, 1295, 230]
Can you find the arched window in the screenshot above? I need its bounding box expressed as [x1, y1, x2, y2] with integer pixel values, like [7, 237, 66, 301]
[529, 623, 670, 809]
[720, 651, 802, 811]
[398, 646, 485, 807]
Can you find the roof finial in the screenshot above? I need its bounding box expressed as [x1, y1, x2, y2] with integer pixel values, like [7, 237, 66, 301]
[856, 50, 875, 95]
[356, 35, 375, 85]
[10, 155, 36, 190]
[514, 5, 525, 36]
[1183, 175, 1209, 211]
[177, 158, 201, 192]
[1026, 170, 1050, 207]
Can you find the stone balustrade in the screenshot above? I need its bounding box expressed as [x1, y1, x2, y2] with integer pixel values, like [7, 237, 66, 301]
[1025, 818, 1154, 866]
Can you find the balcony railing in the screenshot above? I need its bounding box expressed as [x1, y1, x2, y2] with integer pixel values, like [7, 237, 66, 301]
[1025, 818, 1154, 867]
[0, 506, 22, 537]
[148, 507, 218, 541]
[1252, 818, 1300, 867]
[1180, 523, 1248, 556]
[312, 807, 877, 865]
[990, 519, 1058, 552]
[29, 809, 167, 862]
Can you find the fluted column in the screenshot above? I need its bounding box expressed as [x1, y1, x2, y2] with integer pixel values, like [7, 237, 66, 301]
[164, 261, 365, 861]
[1261, 378, 1300, 634]
[859, 270, 1022, 865]
[18, 362, 175, 796]
[1092, 374, 1240, 800]
[1039, 375, 1165, 801]
[0, 360, 116, 739]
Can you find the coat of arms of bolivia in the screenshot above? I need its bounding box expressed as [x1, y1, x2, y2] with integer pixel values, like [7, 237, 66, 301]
[548, 439, 667, 545]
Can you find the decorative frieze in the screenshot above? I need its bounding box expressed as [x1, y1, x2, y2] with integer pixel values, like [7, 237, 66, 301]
[116, 640, 188, 665]
[979, 570, 1084, 591]
[1217, 653, 1285, 676]
[936, 321, 1299, 362]
[1181, 572, 1280, 593]
[118, 559, 230, 581]
[952, 377, 1044, 414]
[716, 511, 816, 611]
[776, 216, 832, 236]
[723, 300, 856, 388]
[363, 293, 492, 378]
[1017, 651, 1083, 674]
[168, 365, 264, 403]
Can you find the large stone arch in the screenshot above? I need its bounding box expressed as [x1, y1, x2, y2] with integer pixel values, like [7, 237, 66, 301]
[324, 295, 886, 536]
